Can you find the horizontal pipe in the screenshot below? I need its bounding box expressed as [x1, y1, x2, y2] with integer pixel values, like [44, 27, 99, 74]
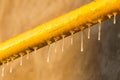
[0, 0, 120, 64]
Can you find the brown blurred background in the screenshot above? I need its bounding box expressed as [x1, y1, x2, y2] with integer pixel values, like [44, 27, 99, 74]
[0, 0, 120, 80]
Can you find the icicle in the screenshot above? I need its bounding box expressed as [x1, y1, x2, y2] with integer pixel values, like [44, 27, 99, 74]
[88, 27, 91, 39]
[113, 12, 117, 24]
[1, 63, 5, 77]
[54, 38, 58, 54]
[33, 47, 37, 54]
[62, 35, 65, 52]
[70, 31, 74, 45]
[98, 20, 102, 41]
[26, 50, 30, 60]
[6, 60, 9, 66]
[47, 45, 50, 63]
[10, 64, 12, 74]
[54, 42, 57, 53]
[10, 58, 13, 73]
[70, 35, 73, 45]
[107, 14, 112, 19]
[87, 24, 91, 39]
[20, 55, 23, 66]
[81, 31, 84, 52]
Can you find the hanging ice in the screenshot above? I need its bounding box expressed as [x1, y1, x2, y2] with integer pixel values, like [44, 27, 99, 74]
[81, 31, 83, 52]
[98, 20, 102, 41]
[88, 27, 91, 39]
[47, 45, 50, 63]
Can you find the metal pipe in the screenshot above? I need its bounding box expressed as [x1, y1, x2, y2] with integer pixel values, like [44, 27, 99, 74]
[0, 0, 120, 64]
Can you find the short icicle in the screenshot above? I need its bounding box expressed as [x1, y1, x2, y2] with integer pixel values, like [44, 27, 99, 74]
[26, 50, 30, 60]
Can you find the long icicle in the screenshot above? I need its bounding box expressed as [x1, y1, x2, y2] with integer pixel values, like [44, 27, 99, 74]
[10, 64, 12, 74]
[88, 27, 91, 39]
[98, 20, 102, 41]
[47, 44, 50, 63]
[113, 12, 117, 24]
[20, 54, 23, 66]
[1, 63, 5, 77]
[10, 58, 13, 74]
[70, 31, 74, 45]
[87, 24, 91, 39]
[81, 31, 84, 52]
[54, 42, 57, 53]
[62, 35, 65, 53]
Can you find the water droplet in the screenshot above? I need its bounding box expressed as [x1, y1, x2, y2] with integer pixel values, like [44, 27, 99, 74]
[88, 27, 91, 39]
[10, 64, 12, 74]
[1, 63, 5, 77]
[113, 13, 117, 24]
[20, 55, 23, 66]
[98, 20, 102, 41]
[81, 31, 84, 52]
[47, 45, 50, 63]
[62, 36, 65, 52]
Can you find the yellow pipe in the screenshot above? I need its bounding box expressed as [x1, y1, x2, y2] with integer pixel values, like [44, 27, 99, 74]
[0, 0, 120, 64]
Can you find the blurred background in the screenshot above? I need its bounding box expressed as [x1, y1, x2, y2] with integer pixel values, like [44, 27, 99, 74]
[0, 0, 120, 80]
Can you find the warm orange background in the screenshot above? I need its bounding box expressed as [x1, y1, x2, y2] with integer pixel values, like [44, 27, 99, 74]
[0, 0, 120, 80]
